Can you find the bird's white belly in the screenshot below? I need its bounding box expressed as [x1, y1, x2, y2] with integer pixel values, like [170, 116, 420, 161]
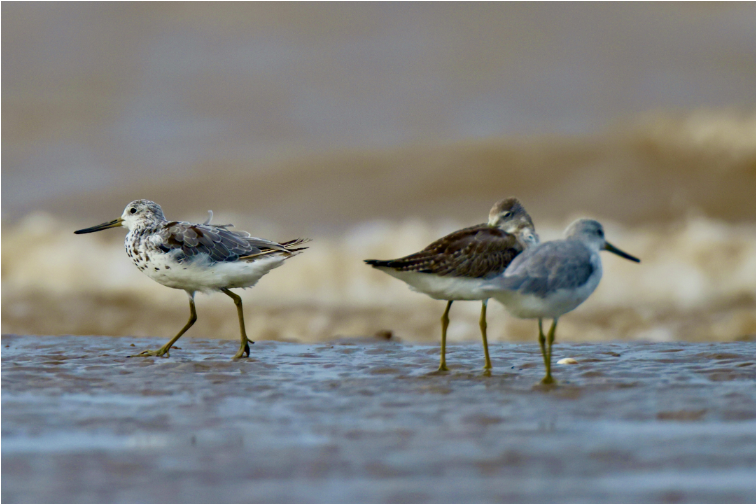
[376, 268, 490, 301]
[492, 271, 602, 319]
[141, 253, 285, 293]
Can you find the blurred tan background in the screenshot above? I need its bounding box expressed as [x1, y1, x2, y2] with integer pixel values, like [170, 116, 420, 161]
[3, 3, 755, 343]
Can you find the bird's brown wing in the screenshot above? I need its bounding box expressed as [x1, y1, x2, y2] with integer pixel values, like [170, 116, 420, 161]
[365, 225, 524, 279]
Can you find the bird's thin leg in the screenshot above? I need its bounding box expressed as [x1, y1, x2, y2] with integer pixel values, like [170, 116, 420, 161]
[541, 318, 558, 385]
[132, 293, 197, 358]
[537, 319, 549, 372]
[438, 300, 453, 372]
[221, 288, 253, 359]
[479, 300, 492, 372]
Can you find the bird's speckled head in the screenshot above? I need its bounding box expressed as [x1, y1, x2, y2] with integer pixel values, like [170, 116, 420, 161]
[488, 197, 538, 243]
[564, 219, 640, 262]
[120, 200, 166, 230]
[74, 200, 166, 235]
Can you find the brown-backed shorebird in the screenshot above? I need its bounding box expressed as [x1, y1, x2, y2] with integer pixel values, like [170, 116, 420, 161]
[365, 197, 538, 372]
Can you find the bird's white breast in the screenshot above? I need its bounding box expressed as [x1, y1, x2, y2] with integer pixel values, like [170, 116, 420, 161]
[490, 252, 603, 319]
[126, 228, 285, 293]
[142, 253, 286, 293]
[375, 268, 491, 301]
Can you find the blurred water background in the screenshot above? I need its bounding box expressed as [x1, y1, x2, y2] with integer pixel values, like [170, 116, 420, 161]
[3, 3, 756, 343]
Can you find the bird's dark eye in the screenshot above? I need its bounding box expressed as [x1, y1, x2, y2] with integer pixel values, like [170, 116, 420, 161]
[130, 208, 137, 214]
[501, 211, 512, 219]
[597, 229, 604, 237]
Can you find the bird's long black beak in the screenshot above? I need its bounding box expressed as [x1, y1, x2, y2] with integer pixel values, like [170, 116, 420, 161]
[604, 241, 640, 263]
[74, 218, 124, 234]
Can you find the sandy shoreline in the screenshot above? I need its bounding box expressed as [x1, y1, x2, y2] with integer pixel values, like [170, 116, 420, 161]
[3, 334, 756, 504]
[5, 213, 755, 344]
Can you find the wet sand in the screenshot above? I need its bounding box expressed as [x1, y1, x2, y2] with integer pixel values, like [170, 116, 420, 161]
[3, 334, 756, 504]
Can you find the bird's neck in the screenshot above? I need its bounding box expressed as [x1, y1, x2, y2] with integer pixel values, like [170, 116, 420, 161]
[516, 227, 540, 248]
[126, 219, 163, 236]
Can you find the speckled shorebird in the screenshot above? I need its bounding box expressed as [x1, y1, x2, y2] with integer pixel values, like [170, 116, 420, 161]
[365, 198, 538, 372]
[74, 200, 309, 358]
[483, 219, 640, 384]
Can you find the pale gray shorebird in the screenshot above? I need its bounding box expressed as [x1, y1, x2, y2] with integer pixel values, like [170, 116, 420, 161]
[483, 219, 640, 384]
[365, 198, 539, 372]
[74, 200, 309, 358]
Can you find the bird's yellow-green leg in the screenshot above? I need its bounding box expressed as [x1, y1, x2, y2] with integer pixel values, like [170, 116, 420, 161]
[132, 293, 197, 358]
[537, 319, 549, 372]
[541, 318, 558, 385]
[222, 288, 253, 359]
[438, 300, 453, 371]
[479, 300, 492, 371]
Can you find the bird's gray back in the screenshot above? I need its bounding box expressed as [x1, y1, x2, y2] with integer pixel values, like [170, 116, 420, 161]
[497, 240, 596, 297]
[151, 221, 286, 263]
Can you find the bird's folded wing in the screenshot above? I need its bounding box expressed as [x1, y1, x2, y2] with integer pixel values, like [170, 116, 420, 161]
[486, 241, 595, 297]
[156, 222, 289, 262]
[366, 225, 524, 279]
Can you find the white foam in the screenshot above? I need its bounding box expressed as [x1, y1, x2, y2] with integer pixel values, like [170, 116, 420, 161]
[2, 214, 755, 342]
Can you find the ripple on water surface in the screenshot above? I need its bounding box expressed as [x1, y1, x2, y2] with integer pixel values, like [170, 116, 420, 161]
[3, 335, 756, 504]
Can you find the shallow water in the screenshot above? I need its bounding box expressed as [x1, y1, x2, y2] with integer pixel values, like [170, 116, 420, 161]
[3, 335, 756, 503]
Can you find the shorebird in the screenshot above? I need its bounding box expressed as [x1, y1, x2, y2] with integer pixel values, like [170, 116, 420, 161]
[74, 200, 309, 358]
[483, 219, 640, 384]
[365, 197, 538, 372]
